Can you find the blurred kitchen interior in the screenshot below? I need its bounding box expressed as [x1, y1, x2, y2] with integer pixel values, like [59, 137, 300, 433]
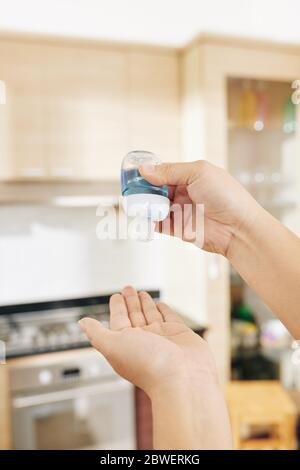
[0, 0, 300, 451]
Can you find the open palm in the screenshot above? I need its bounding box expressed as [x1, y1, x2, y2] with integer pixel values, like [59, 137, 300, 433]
[80, 286, 216, 395]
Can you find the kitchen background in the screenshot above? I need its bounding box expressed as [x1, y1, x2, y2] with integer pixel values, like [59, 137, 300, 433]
[0, 0, 300, 451]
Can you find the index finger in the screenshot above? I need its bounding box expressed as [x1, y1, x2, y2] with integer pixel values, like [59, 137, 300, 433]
[139, 161, 200, 187]
[109, 293, 131, 331]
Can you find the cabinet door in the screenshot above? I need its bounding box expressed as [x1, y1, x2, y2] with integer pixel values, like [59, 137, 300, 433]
[42, 45, 129, 180]
[128, 51, 180, 162]
[0, 40, 45, 180]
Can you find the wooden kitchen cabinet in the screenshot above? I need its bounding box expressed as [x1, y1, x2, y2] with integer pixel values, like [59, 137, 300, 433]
[128, 50, 180, 162]
[180, 36, 300, 382]
[41, 44, 129, 181]
[0, 35, 180, 182]
[0, 39, 46, 180]
[41, 46, 180, 180]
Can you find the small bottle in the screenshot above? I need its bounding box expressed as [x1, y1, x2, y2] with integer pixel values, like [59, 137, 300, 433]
[238, 80, 257, 128]
[282, 95, 297, 134]
[121, 150, 170, 241]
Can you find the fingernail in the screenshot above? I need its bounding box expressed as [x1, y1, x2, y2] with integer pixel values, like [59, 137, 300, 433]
[140, 164, 156, 173]
[78, 318, 88, 332]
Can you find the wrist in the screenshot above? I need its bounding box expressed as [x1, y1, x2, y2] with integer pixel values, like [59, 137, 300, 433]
[226, 199, 266, 262]
[148, 370, 232, 450]
[147, 365, 219, 401]
[145, 339, 221, 399]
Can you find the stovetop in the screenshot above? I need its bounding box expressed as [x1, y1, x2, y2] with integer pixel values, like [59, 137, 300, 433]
[0, 292, 159, 358]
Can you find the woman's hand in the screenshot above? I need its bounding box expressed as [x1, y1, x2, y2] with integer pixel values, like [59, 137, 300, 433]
[140, 160, 259, 256]
[79, 285, 217, 396]
[79, 286, 232, 449]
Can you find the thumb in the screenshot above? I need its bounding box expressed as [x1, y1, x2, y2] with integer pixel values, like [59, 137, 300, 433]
[79, 317, 115, 358]
[139, 161, 201, 186]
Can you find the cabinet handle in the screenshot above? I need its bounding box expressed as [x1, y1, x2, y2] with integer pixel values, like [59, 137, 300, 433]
[12, 378, 132, 409]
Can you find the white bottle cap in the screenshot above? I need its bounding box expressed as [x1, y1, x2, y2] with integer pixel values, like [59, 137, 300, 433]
[122, 193, 170, 242]
[122, 193, 170, 221]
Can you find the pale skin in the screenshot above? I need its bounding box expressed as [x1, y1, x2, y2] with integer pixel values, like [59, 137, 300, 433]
[79, 160, 300, 449]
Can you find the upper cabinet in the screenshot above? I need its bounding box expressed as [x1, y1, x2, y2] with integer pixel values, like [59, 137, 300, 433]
[41, 44, 129, 180]
[128, 51, 180, 162]
[0, 37, 180, 182]
[0, 40, 45, 180]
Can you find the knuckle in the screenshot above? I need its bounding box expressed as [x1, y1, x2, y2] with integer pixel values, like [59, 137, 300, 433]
[161, 162, 171, 172]
[192, 160, 212, 182]
[160, 163, 172, 178]
[196, 160, 210, 173]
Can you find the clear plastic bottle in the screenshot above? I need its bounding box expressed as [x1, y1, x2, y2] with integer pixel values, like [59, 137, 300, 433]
[121, 150, 170, 241]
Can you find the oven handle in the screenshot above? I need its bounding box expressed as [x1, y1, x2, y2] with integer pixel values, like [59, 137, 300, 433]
[12, 378, 131, 409]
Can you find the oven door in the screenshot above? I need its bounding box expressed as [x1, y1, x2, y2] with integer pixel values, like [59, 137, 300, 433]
[12, 377, 136, 450]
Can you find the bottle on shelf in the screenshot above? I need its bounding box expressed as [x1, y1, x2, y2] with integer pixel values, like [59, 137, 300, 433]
[254, 81, 268, 131]
[238, 80, 257, 129]
[282, 95, 297, 134]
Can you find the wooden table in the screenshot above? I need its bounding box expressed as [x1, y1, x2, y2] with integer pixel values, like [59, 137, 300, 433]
[227, 381, 298, 450]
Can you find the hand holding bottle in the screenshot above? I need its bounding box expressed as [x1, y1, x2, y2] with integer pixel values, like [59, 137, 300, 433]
[140, 160, 259, 255]
[140, 160, 300, 339]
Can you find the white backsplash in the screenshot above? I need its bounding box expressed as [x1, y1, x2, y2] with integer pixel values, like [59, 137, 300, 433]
[0, 204, 164, 305]
[0, 204, 206, 324]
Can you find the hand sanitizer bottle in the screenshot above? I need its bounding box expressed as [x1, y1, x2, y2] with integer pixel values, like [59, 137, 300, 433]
[121, 150, 170, 241]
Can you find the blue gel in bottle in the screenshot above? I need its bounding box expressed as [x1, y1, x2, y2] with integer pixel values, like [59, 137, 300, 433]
[121, 151, 170, 241]
[121, 150, 168, 198]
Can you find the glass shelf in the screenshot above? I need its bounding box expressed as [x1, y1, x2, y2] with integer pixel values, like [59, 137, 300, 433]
[227, 77, 299, 381]
[228, 123, 296, 134]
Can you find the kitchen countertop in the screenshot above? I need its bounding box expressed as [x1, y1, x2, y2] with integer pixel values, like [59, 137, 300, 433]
[7, 347, 97, 369]
[7, 314, 208, 369]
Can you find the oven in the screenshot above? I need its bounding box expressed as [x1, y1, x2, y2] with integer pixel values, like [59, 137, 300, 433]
[1, 292, 159, 450]
[10, 349, 135, 450]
